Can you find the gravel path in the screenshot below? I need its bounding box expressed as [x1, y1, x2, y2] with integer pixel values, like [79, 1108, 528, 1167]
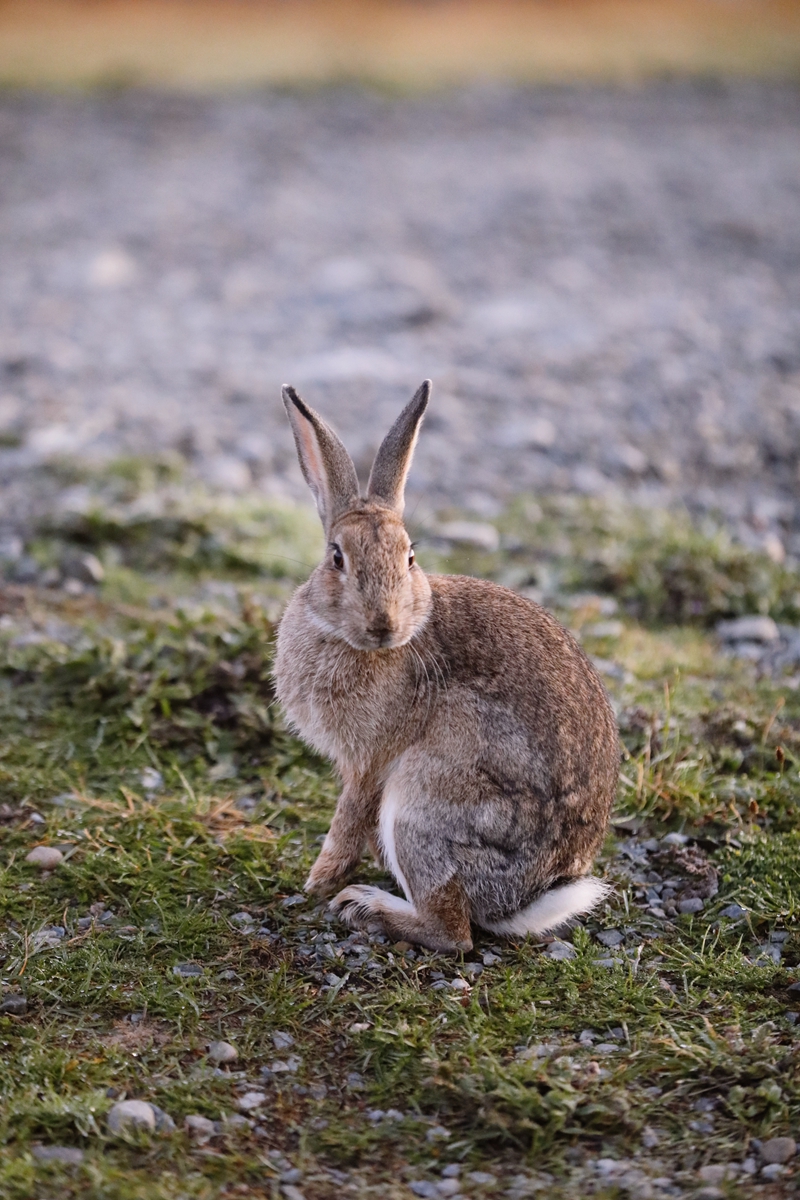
[2, 83, 800, 547]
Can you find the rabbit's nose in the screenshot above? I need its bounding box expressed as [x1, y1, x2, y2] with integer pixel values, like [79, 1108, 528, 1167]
[367, 614, 394, 643]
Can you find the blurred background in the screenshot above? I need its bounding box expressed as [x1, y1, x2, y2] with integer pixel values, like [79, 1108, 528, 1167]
[1, 0, 800, 563]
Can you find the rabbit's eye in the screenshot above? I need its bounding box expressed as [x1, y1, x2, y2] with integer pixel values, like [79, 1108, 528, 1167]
[331, 546, 344, 571]
[408, 548, 415, 568]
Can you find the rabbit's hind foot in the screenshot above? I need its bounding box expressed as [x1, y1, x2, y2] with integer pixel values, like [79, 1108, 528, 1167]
[329, 882, 472, 954]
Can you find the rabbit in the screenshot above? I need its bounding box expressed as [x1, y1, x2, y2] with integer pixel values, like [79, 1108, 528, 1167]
[274, 380, 619, 952]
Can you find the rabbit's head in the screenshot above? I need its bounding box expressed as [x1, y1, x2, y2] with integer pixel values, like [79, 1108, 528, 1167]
[283, 381, 433, 652]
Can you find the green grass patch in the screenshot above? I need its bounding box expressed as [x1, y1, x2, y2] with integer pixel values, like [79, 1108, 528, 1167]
[1, 476, 799, 1197]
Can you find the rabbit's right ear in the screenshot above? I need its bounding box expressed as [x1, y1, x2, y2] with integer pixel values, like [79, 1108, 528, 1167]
[367, 380, 430, 514]
[282, 386, 360, 529]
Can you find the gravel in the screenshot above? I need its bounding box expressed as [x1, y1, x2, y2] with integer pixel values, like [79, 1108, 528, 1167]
[31, 1145, 85, 1164]
[760, 1136, 796, 1164]
[106, 1099, 158, 1134]
[0, 993, 27, 1015]
[25, 846, 63, 869]
[207, 1040, 238, 1063]
[1, 84, 800, 538]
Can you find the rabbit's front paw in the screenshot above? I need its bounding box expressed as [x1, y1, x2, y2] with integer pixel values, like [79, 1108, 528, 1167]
[304, 848, 356, 898]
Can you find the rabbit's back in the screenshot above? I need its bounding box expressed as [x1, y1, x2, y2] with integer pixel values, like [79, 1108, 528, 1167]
[423, 574, 618, 789]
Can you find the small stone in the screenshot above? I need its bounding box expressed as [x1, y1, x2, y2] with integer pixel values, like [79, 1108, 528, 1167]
[237, 1091, 267, 1112]
[595, 929, 624, 948]
[410, 1184, 439, 1199]
[231, 911, 256, 931]
[107, 1099, 157, 1135]
[698, 1164, 736, 1184]
[787, 980, 800, 993]
[221, 1113, 251, 1129]
[434, 520, 500, 553]
[450, 977, 470, 991]
[640, 1126, 659, 1149]
[280, 1168, 303, 1184]
[661, 831, 689, 846]
[482, 951, 502, 966]
[184, 1114, 216, 1140]
[696, 1189, 724, 1200]
[172, 963, 203, 978]
[596, 958, 620, 968]
[740, 1157, 757, 1175]
[761, 1163, 786, 1180]
[31, 1144, 84, 1164]
[677, 898, 704, 915]
[140, 767, 163, 792]
[150, 1104, 175, 1133]
[346, 1071, 365, 1090]
[595, 1043, 620, 1053]
[25, 846, 63, 869]
[0, 994, 27, 1015]
[441, 1165, 461, 1178]
[207, 1040, 238, 1063]
[545, 940, 576, 961]
[426, 1124, 451, 1142]
[437, 1180, 462, 1197]
[761, 1136, 796, 1164]
[273, 1030, 295, 1050]
[719, 904, 746, 919]
[717, 616, 779, 643]
[466, 1172, 497, 1185]
[66, 552, 105, 585]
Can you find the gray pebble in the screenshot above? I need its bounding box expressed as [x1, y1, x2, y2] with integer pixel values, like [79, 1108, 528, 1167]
[172, 963, 203, 978]
[410, 1184, 439, 1198]
[273, 1030, 295, 1050]
[237, 1091, 267, 1112]
[545, 940, 576, 961]
[25, 846, 63, 869]
[761, 1136, 796, 1164]
[719, 904, 746, 919]
[0, 994, 27, 1015]
[717, 616, 779, 643]
[207, 1040, 238, 1063]
[595, 929, 624, 948]
[661, 831, 689, 846]
[107, 1099, 157, 1135]
[677, 898, 704, 915]
[441, 1164, 461, 1178]
[184, 1114, 216, 1140]
[149, 1104, 175, 1133]
[436, 1180, 462, 1197]
[230, 912, 256, 931]
[761, 1163, 786, 1180]
[31, 1144, 84, 1164]
[466, 1171, 497, 1185]
[281, 1186, 307, 1200]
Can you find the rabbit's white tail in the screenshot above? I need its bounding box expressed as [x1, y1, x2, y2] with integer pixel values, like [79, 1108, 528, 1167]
[482, 877, 611, 937]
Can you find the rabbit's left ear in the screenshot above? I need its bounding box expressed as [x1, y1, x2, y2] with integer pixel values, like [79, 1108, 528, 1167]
[367, 380, 430, 514]
[282, 386, 360, 530]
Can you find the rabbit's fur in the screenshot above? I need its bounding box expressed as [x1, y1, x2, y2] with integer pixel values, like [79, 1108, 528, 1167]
[275, 381, 619, 952]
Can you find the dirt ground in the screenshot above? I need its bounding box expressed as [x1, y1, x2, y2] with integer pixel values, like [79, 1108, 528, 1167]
[1, 82, 800, 556]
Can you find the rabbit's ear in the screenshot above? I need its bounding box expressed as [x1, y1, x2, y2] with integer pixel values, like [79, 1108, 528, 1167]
[282, 386, 360, 528]
[367, 380, 430, 514]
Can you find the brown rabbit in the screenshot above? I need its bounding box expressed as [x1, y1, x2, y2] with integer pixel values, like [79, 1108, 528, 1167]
[274, 381, 619, 952]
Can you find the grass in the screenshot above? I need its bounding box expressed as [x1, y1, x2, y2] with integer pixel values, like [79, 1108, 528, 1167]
[1, 464, 799, 1199]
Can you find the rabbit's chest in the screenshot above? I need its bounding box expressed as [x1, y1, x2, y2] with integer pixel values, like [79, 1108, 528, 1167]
[282, 641, 401, 771]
